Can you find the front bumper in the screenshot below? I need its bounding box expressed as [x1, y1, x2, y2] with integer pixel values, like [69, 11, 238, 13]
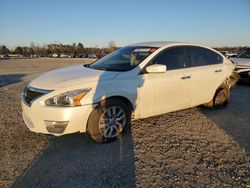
[21, 98, 95, 136]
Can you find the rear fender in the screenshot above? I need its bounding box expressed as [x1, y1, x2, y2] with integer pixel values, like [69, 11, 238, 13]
[223, 71, 240, 89]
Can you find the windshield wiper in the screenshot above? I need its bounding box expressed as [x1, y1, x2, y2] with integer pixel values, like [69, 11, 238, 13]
[83, 64, 90, 68]
[84, 64, 126, 72]
[91, 66, 107, 71]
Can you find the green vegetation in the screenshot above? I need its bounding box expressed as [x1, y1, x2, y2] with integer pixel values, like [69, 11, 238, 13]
[0, 41, 119, 57]
[0, 45, 10, 55]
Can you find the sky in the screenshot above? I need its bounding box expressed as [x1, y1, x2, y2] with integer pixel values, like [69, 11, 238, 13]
[0, 0, 250, 49]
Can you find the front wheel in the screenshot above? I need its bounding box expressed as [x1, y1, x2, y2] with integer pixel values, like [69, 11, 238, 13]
[87, 99, 131, 143]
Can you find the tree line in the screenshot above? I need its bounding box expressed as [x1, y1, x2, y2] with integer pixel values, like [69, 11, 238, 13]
[0, 41, 118, 56]
[0, 42, 248, 56]
[214, 46, 248, 53]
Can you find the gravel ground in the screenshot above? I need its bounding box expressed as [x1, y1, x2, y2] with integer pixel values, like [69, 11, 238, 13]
[0, 58, 92, 187]
[0, 58, 250, 187]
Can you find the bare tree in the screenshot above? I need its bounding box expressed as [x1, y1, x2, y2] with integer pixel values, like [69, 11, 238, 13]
[107, 41, 117, 53]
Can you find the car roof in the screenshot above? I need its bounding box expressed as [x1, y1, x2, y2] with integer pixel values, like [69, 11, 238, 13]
[129, 41, 224, 56]
[130, 41, 188, 48]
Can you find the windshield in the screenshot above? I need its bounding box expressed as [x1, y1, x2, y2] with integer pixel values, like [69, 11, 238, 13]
[237, 49, 250, 58]
[90, 46, 158, 71]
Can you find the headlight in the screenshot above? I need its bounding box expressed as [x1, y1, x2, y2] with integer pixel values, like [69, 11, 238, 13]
[45, 88, 91, 107]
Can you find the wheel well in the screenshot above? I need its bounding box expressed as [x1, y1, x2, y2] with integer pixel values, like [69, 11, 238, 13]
[214, 83, 230, 100]
[218, 83, 229, 93]
[103, 96, 134, 111]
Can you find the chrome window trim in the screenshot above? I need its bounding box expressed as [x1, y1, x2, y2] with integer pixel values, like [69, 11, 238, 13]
[26, 85, 53, 93]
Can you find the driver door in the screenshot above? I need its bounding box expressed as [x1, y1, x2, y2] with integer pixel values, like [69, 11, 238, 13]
[136, 46, 192, 118]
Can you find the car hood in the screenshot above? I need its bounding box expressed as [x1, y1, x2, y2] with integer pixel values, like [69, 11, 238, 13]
[231, 58, 250, 67]
[30, 65, 120, 90]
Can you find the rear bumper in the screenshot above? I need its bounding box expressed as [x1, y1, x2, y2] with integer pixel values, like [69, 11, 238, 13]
[21, 98, 95, 136]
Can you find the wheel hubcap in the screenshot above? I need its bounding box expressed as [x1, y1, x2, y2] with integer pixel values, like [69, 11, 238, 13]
[99, 106, 126, 138]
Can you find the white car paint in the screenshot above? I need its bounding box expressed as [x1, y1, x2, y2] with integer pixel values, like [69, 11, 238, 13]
[231, 58, 250, 67]
[231, 57, 250, 80]
[231, 48, 250, 75]
[219, 51, 237, 58]
[21, 41, 234, 136]
[231, 57, 250, 71]
[30, 65, 119, 90]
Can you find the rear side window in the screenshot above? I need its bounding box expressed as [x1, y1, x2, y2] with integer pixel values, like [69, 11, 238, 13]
[187, 46, 223, 67]
[151, 46, 188, 70]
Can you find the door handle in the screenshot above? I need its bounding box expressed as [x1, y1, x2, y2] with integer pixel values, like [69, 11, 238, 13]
[181, 75, 191, 79]
[214, 69, 222, 73]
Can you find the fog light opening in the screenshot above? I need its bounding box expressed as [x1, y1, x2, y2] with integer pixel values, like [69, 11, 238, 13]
[44, 120, 69, 134]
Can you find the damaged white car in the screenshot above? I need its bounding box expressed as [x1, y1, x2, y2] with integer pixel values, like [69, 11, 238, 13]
[22, 42, 237, 142]
[231, 48, 250, 81]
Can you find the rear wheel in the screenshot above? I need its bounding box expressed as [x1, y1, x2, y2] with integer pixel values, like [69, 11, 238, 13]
[204, 86, 229, 109]
[87, 99, 131, 143]
[213, 88, 229, 108]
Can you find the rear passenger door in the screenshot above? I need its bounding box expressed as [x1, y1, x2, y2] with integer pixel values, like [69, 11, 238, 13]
[186, 46, 225, 106]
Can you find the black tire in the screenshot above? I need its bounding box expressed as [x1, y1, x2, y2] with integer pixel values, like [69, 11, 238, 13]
[203, 86, 230, 109]
[87, 98, 131, 143]
[213, 87, 229, 109]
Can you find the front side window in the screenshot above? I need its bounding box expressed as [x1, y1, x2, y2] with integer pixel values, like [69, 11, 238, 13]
[150, 46, 188, 70]
[187, 46, 223, 67]
[90, 46, 157, 71]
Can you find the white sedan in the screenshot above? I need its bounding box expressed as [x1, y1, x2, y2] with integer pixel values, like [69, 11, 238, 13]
[22, 42, 236, 142]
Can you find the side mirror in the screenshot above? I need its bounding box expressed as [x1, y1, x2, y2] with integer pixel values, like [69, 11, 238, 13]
[145, 64, 166, 74]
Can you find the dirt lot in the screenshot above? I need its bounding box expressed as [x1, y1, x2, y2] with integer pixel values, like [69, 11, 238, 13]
[0, 58, 249, 187]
